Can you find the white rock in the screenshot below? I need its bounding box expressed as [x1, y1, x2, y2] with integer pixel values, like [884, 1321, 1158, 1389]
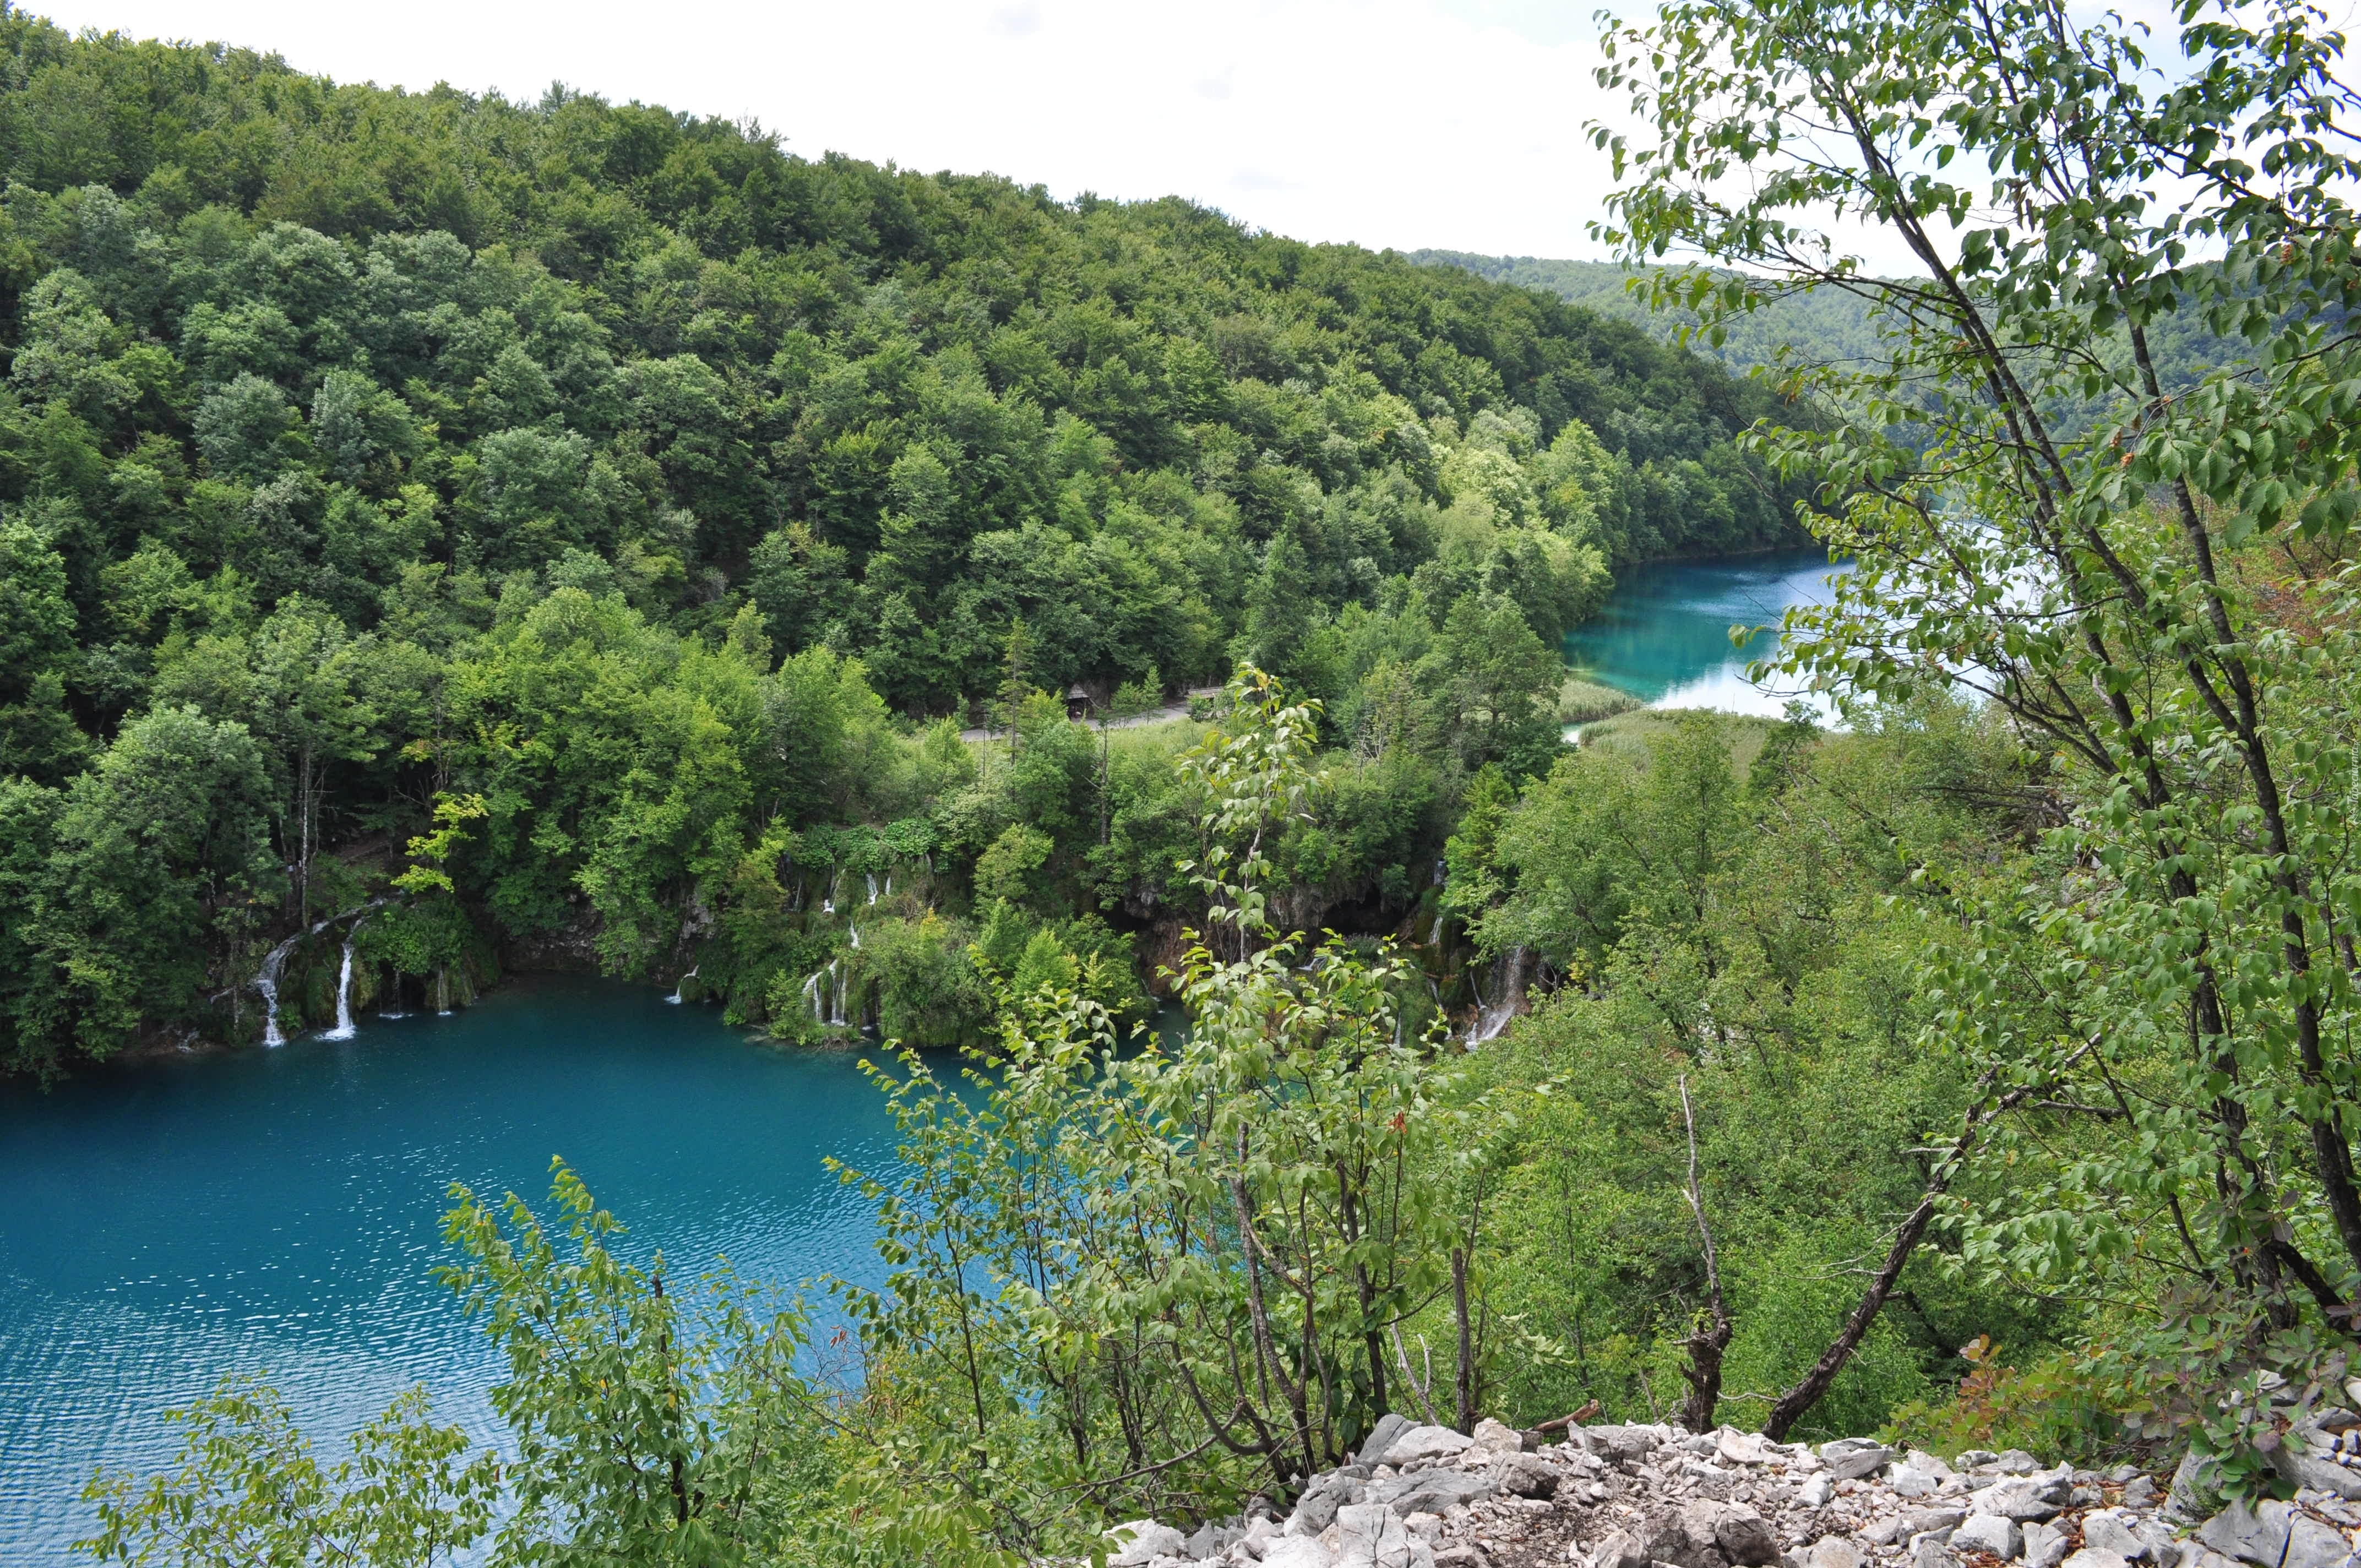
[1952, 1513, 2023, 1559]
[1108, 1520, 1189, 1566]
[2060, 1553, 2132, 1568]
[1905, 1451, 1962, 1482]
[1979, 1478, 2069, 1522]
[1469, 1418, 1524, 1459]
[1385, 1425, 1477, 1467]
[1864, 1518, 1908, 1546]
[1721, 1430, 1776, 1466]
[1264, 1539, 1340, 1568]
[1336, 1501, 1423, 1568]
[1821, 1440, 1901, 1482]
[2022, 1520, 2070, 1568]
[1808, 1536, 1868, 1568]
[1799, 1476, 1836, 1510]
[2197, 1498, 2294, 1567]
[2080, 1513, 2147, 1561]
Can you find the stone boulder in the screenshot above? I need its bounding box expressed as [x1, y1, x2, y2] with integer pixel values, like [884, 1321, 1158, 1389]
[2195, 1499, 2352, 1568]
[1689, 1500, 1780, 1566]
[1977, 1476, 2071, 1522]
[1335, 1501, 1434, 1568]
[1806, 1535, 1868, 1568]
[1466, 1418, 1526, 1462]
[1581, 1424, 1670, 1464]
[1590, 1528, 1649, 1568]
[2266, 1435, 2361, 1502]
[1106, 1518, 1186, 1566]
[1952, 1514, 2023, 1559]
[1822, 1440, 1901, 1482]
[1358, 1414, 1416, 1467]
[1366, 1468, 1497, 1518]
[1266, 1540, 1341, 1568]
[1288, 1471, 1364, 1536]
[1490, 1451, 1560, 1500]
[1382, 1425, 1475, 1468]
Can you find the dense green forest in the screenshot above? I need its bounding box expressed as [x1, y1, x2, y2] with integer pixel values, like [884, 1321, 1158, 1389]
[22, 0, 2361, 1564]
[0, 9, 1820, 1073]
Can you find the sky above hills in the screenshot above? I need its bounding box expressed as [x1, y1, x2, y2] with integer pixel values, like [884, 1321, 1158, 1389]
[30, 0, 1625, 259]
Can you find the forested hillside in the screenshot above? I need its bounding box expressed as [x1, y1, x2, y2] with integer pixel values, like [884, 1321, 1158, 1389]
[0, 12, 1815, 1071]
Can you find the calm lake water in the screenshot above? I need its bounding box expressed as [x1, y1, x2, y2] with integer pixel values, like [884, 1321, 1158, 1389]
[0, 978, 905, 1565]
[1562, 547, 1847, 713]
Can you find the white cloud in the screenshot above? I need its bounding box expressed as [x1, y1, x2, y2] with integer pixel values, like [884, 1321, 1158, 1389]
[26, 0, 1627, 258]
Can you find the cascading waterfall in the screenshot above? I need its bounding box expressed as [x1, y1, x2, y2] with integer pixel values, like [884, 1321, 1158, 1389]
[848, 925, 860, 949]
[252, 932, 301, 1047]
[251, 901, 385, 1045]
[1468, 945, 1533, 1045]
[667, 965, 699, 1005]
[866, 873, 878, 905]
[323, 935, 360, 1041]
[801, 961, 852, 1030]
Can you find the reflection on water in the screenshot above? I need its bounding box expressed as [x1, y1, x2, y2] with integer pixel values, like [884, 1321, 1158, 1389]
[0, 977, 905, 1566]
[1562, 548, 1847, 715]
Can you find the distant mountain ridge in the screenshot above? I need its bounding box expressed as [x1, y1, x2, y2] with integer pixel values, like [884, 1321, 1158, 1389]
[1405, 251, 1884, 376]
[1407, 248, 2274, 396]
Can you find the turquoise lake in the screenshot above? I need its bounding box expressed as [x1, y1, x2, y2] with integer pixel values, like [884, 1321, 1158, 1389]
[0, 978, 907, 1565]
[1562, 547, 1847, 712]
[0, 551, 1851, 1564]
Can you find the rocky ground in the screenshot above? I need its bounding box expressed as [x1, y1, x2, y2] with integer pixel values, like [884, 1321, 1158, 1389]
[1084, 1404, 2361, 1568]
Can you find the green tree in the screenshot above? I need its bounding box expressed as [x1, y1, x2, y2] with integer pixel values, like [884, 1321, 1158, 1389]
[1597, 0, 2361, 1446]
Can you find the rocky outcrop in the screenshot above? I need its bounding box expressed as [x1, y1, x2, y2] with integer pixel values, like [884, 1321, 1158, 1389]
[1078, 1416, 2361, 1568]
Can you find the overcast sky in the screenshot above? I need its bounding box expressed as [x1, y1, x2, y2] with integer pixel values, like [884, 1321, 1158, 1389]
[26, 0, 1629, 260]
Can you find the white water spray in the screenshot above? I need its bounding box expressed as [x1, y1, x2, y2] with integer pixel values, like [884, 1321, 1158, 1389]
[667, 965, 699, 1005]
[249, 900, 390, 1044]
[866, 873, 878, 905]
[323, 937, 359, 1040]
[1468, 946, 1533, 1046]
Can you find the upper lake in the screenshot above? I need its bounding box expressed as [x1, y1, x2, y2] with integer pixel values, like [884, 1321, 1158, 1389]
[1562, 547, 1848, 713]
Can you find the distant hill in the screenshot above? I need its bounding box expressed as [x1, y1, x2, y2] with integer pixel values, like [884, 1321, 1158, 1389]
[1407, 249, 2274, 397]
[1405, 252, 1886, 377]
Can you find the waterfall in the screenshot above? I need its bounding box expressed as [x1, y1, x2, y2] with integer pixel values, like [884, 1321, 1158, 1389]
[249, 900, 391, 1045]
[1468, 945, 1533, 1046]
[803, 970, 824, 1024]
[883, 873, 893, 897]
[822, 897, 835, 915]
[866, 873, 878, 905]
[828, 959, 847, 1027]
[848, 925, 860, 950]
[667, 965, 699, 1005]
[253, 932, 299, 1046]
[323, 937, 359, 1041]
